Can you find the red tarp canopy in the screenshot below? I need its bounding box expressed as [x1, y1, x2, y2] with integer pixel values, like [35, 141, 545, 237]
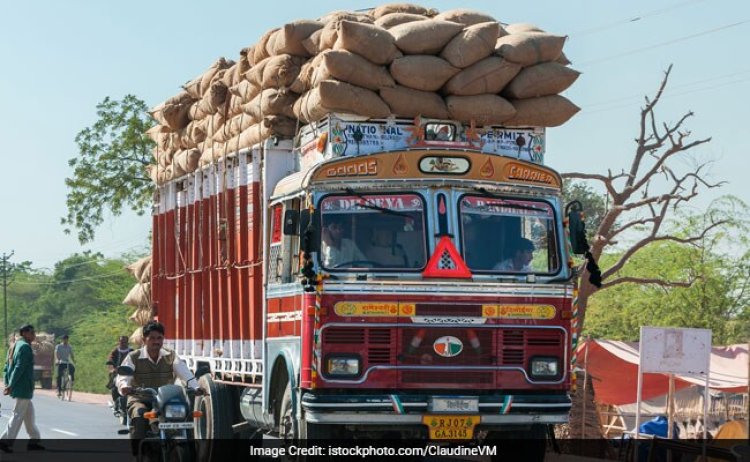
[576, 339, 748, 405]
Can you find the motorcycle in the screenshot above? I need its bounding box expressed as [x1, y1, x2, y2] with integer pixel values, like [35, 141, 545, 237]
[116, 365, 202, 462]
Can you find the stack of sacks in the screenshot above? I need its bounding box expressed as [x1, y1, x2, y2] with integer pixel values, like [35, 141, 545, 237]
[146, 3, 580, 185]
[123, 256, 152, 346]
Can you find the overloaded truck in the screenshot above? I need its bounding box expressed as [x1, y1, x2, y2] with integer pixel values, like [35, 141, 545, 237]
[147, 3, 591, 455]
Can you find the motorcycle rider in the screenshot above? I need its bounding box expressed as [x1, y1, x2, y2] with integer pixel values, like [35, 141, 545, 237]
[106, 335, 132, 413]
[116, 321, 200, 453]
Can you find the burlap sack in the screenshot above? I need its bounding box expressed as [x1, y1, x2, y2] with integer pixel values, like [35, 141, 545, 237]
[262, 115, 298, 137]
[494, 32, 566, 66]
[130, 327, 144, 347]
[224, 123, 272, 154]
[433, 9, 496, 26]
[504, 23, 544, 34]
[334, 21, 399, 65]
[213, 112, 257, 143]
[146, 125, 172, 144]
[390, 19, 464, 55]
[130, 307, 153, 326]
[126, 256, 151, 281]
[252, 28, 278, 65]
[504, 95, 580, 127]
[289, 54, 324, 94]
[226, 94, 243, 118]
[204, 112, 227, 139]
[172, 157, 187, 178]
[221, 50, 251, 88]
[267, 20, 323, 57]
[293, 80, 391, 122]
[183, 58, 233, 98]
[174, 149, 202, 174]
[380, 85, 449, 119]
[556, 51, 572, 66]
[442, 56, 521, 96]
[446, 94, 516, 125]
[369, 3, 437, 19]
[242, 89, 297, 120]
[157, 149, 175, 168]
[162, 91, 194, 107]
[150, 99, 194, 131]
[302, 29, 324, 55]
[374, 13, 427, 29]
[179, 120, 207, 148]
[189, 81, 228, 120]
[312, 50, 395, 90]
[440, 22, 499, 68]
[123, 282, 151, 307]
[502, 62, 581, 99]
[246, 58, 269, 87]
[317, 22, 340, 52]
[390, 55, 459, 91]
[318, 11, 373, 25]
[260, 54, 305, 89]
[230, 80, 261, 102]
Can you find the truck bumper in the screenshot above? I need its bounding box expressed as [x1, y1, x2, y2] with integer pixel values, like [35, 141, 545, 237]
[301, 392, 570, 427]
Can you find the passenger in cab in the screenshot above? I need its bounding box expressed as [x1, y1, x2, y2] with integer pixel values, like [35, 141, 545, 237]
[366, 227, 408, 267]
[494, 238, 535, 272]
[321, 216, 366, 267]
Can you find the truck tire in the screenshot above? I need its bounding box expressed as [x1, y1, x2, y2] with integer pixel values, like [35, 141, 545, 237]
[279, 382, 334, 441]
[41, 377, 53, 389]
[195, 375, 234, 439]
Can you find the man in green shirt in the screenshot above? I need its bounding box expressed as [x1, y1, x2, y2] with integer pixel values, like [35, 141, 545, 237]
[0, 324, 44, 453]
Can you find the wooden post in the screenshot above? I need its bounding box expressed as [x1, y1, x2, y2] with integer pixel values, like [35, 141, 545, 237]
[667, 374, 675, 439]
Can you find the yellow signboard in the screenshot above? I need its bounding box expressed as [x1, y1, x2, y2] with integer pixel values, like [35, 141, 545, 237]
[334, 302, 399, 317]
[482, 304, 556, 319]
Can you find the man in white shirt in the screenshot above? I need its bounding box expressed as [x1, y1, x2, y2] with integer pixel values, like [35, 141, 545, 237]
[116, 321, 199, 450]
[494, 237, 535, 272]
[320, 217, 366, 267]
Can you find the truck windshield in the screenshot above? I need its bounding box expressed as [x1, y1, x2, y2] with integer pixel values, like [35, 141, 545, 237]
[459, 195, 560, 274]
[319, 193, 427, 270]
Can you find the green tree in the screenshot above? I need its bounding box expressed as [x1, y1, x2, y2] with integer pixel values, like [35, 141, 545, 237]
[584, 196, 750, 344]
[63, 95, 155, 244]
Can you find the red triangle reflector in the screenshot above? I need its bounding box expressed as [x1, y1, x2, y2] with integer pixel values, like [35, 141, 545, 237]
[422, 236, 472, 278]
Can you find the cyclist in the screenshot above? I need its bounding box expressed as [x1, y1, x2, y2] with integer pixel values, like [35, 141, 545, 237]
[54, 334, 75, 397]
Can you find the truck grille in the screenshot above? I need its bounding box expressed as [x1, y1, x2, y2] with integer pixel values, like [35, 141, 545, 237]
[401, 371, 494, 384]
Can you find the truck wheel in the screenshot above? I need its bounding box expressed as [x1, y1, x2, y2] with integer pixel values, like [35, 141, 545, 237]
[195, 375, 233, 439]
[279, 382, 334, 441]
[41, 377, 53, 389]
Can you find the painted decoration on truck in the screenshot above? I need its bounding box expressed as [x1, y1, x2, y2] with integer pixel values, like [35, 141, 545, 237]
[298, 115, 547, 169]
[481, 304, 557, 320]
[460, 196, 554, 219]
[321, 194, 424, 213]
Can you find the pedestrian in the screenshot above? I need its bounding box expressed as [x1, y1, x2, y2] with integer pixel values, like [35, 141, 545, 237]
[55, 334, 75, 397]
[0, 324, 44, 453]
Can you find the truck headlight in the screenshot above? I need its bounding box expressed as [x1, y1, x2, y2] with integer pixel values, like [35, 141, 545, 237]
[164, 404, 187, 420]
[325, 356, 361, 378]
[529, 357, 559, 378]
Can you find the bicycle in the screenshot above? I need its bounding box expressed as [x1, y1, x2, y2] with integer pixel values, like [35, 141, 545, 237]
[58, 363, 74, 401]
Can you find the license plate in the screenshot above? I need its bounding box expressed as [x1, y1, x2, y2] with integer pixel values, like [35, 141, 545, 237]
[158, 422, 194, 430]
[429, 397, 479, 413]
[422, 415, 479, 440]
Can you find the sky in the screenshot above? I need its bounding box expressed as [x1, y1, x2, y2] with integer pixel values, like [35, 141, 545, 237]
[1, 0, 748, 270]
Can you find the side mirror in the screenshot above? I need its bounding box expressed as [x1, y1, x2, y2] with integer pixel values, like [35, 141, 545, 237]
[300, 210, 320, 253]
[283, 210, 299, 236]
[117, 365, 135, 376]
[565, 201, 589, 255]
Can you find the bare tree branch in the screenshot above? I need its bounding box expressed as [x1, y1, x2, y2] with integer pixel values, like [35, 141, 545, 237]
[600, 276, 698, 290]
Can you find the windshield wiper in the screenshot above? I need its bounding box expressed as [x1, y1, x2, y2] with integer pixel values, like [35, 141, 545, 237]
[344, 188, 410, 218]
[473, 188, 549, 213]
